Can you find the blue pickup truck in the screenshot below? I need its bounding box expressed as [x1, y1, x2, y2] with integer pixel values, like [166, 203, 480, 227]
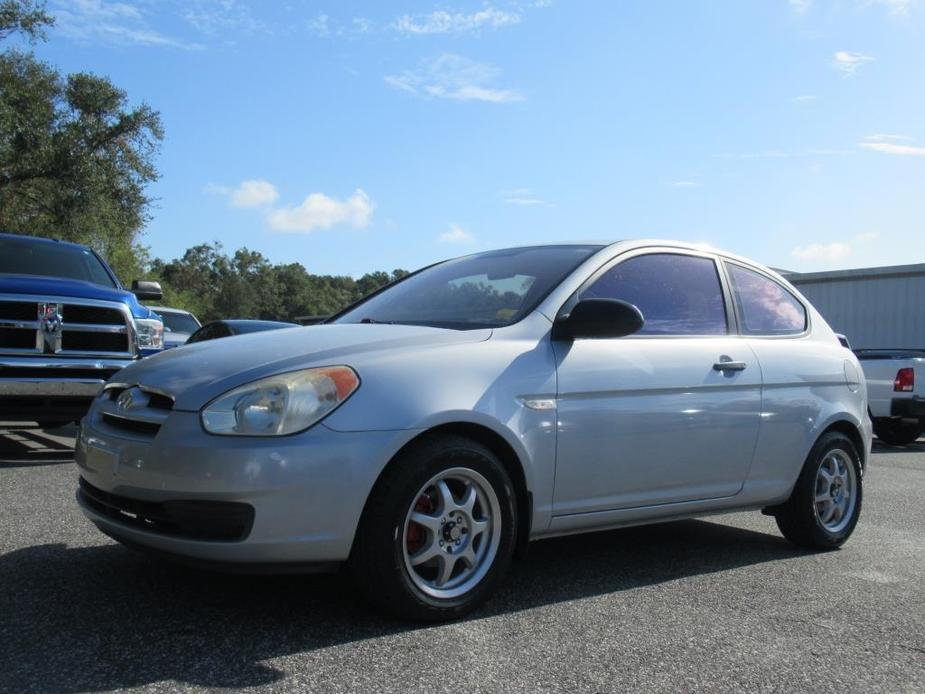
[0, 232, 165, 427]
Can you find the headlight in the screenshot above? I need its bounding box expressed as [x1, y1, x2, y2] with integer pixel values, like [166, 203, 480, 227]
[201, 366, 359, 436]
[134, 317, 164, 351]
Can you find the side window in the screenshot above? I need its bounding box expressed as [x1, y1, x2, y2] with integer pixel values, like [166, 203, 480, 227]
[582, 253, 727, 335]
[726, 263, 806, 335]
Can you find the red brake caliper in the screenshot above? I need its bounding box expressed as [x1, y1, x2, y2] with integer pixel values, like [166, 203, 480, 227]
[406, 492, 435, 554]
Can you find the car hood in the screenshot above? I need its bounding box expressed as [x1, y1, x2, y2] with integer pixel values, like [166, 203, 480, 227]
[112, 322, 492, 410]
[0, 274, 155, 319]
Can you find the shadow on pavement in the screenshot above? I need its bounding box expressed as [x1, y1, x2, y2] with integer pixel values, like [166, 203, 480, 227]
[871, 438, 925, 455]
[0, 425, 76, 467]
[0, 519, 804, 692]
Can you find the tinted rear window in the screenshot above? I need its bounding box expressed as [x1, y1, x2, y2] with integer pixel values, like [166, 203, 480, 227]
[727, 263, 806, 335]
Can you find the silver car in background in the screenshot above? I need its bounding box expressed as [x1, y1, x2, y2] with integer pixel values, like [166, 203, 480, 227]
[149, 306, 201, 349]
[75, 240, 872, 621]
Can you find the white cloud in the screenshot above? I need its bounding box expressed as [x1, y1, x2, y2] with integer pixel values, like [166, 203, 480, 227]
[789, 0, 813, 13]
[53, 0, 204, 49]
[500, 188, 551, 206]
[181, 0, 264, 37]
[267, 189, 374, 233]
[385, 54, 524, 103]
[855, 232, 880, 242]
[669, 180, 701, 188]
[439, 225, 475, 244]
[791, 242, 853, 262]
[232, 180, 279, 208]
[860, 134, 925, 155]
[833, 51, 874, 76]
[870, 0, 915, 15]
[207, 180, 279, 208]
[794, 94, 817, 102]
[860, 141, 925, 156]
[307, 13, 329, 37]
[864, 133, 913, 142]
[392, 7, 521, 35]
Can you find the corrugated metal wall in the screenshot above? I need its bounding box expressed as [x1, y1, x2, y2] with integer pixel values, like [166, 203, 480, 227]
[791, 273, 925, 349]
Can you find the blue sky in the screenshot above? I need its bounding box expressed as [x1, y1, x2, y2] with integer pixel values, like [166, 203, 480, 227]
[31, 0, 925, 276]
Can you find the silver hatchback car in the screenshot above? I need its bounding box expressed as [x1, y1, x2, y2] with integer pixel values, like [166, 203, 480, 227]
[75, 241, 871, 621]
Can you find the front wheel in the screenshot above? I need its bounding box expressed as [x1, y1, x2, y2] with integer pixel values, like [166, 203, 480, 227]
[874, 419, 923, 446]
[774, 432, 862, 549]
[348, 435, 517, 622]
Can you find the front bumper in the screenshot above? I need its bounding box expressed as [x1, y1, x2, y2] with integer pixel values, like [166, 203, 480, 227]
[890, 396, 925, 421]
[0, 355, 133, 421]
[75, 407, 412, 567]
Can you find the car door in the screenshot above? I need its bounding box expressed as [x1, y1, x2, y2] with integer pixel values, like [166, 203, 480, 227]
[552, 249, 762, 515]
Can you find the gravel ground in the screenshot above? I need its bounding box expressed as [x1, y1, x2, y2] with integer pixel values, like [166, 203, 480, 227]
[1, 425, 923, 693]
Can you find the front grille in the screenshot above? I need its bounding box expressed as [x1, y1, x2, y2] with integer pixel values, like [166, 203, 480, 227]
[64, 305, 124, 325]
[101, 412, 162, 436]
[0, 366, 120, 380]
[62, 331, 127, 352]
[0, 328, 34, 349]
[78, 478, 255, 542]
[0, 297, 132, 357]
[97, 385, 174, 438]
[0, 301, 36, 321]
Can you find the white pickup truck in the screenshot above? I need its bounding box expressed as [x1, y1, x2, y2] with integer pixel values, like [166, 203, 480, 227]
[854, 348, 925, 446]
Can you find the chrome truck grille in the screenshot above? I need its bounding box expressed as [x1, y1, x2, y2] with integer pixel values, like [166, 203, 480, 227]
[0, 295, 134, 358]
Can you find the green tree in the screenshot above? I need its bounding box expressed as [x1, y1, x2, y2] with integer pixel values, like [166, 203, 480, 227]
[0, 0, 163, 283]
[148, 241, 407, 322]
[0, 0, 52, 41]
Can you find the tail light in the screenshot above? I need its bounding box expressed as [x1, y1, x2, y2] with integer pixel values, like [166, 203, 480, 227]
[894, 368, 914, 392]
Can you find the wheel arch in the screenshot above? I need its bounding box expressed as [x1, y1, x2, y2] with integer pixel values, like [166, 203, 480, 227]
[360, 421, 533, 558]
[818, 419, 867, 471]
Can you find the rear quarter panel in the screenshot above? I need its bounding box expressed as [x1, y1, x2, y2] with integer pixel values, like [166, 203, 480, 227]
[744, 310, 869, 503]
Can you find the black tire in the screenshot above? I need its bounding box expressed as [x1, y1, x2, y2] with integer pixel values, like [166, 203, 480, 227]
[774, 431, 862, 549]
[873, 419, 923, 446]
[348, 434, 518, 622]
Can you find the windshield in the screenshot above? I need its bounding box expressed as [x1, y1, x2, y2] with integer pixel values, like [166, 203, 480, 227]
[0, 238, 117, 288]
[334, 245, 602, 330]
[158, 311, 200, 334]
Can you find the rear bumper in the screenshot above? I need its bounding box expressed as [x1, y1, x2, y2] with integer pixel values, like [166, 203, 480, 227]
[891, 396, 925, 420]
[0, 355, 133, 421]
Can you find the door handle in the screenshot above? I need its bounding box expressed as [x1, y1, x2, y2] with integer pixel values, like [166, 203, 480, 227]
[713, 360, 747, 372]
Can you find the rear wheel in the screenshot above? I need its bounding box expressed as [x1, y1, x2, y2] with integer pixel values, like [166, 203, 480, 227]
[874, 419, 923, 446]
[774, 432, 862, 549]
[348, 435, 517, 622]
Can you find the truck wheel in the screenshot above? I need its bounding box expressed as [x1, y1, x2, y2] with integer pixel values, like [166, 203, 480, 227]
[774, 431, 862, 549]
[348, 434, 517, 622]
[873, 420, 923, 446]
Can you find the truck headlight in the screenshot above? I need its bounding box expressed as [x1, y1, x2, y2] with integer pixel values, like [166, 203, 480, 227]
[201, 366, 359, 436]
[134, 317, 164, 351]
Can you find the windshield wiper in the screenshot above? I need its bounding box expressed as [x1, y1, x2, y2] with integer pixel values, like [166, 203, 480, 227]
[359, 317, 396, 324]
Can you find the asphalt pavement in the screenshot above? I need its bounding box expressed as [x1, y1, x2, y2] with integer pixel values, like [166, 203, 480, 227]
[1, 424, 923, 693]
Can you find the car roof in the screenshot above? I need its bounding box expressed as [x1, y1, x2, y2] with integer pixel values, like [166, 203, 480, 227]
[0, 231, 90, 251]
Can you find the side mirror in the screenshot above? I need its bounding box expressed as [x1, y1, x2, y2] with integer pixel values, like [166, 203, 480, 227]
[132, 279, 163, 301]
[553, 298, 645, 340]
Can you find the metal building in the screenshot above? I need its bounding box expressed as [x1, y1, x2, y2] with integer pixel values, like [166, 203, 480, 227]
[780, 264, 925, 350]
